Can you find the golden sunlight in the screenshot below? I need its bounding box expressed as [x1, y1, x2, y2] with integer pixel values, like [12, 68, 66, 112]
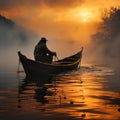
[83, 18, 87, 22]
[72, 7, 99, 23]
[79, 9, 93, 22]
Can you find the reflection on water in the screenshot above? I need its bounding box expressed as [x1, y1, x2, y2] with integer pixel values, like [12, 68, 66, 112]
[0, 65, 120, 120]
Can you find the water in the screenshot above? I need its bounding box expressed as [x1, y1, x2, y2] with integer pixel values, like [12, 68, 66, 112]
[0, 65, 120, 120]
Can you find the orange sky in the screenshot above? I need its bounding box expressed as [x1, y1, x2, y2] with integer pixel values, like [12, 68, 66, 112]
[1, 0, 119, 40]
[1, 0, 120, 60]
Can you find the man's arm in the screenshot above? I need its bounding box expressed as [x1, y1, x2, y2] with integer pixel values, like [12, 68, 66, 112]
[44, 44, 56, 56]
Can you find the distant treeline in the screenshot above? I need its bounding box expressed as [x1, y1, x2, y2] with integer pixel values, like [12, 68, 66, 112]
[0, 15, 37, 47]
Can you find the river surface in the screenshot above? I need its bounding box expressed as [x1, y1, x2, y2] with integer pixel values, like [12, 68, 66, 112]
[0, 65, 120, 120]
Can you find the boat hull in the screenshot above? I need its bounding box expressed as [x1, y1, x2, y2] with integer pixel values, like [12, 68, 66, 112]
[18, 48, 83, 77]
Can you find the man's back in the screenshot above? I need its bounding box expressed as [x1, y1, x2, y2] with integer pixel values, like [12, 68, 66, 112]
[34, 38, 56, 63]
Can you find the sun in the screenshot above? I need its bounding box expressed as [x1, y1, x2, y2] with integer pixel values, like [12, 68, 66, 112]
[83, 18, 88, 22]
[72, 8, 95, 23]
[80, 10, 92, 22]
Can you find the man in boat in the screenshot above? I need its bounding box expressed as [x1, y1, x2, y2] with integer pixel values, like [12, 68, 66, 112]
[34, 37, 56, 63]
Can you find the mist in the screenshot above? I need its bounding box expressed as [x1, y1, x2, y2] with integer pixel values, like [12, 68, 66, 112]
[90, 7, 120, 74]
[0, 40, 38, 72]
[0, 15, 39, 72]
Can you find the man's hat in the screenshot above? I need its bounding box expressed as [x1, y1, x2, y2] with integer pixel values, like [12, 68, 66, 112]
[40, 37, 47, 43]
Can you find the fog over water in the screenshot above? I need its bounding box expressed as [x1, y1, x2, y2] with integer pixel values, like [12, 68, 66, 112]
[0, 24, 119, 74]
[90, 8, 120, 74]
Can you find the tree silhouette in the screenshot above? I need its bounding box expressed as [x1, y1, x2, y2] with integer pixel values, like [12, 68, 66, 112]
[92, 7, 120, 41]
[92, 7, 120, 60]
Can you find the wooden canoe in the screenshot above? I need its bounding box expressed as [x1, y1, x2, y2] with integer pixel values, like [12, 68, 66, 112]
[18, 47, 83, 77]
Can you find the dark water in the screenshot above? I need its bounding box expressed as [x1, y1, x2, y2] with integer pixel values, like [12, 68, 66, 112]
[0, 65, 120, 120]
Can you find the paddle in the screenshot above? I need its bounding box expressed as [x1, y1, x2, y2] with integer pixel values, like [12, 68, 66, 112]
[53, 52, 59, 61]
[54, 54, 59, 61]
[55, 55, 59, 61]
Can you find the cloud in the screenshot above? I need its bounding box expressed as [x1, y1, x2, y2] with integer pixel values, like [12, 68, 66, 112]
[40, 0, 84, 8]
[0, 0, 84, 10]
[1, 0, 119, 11]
